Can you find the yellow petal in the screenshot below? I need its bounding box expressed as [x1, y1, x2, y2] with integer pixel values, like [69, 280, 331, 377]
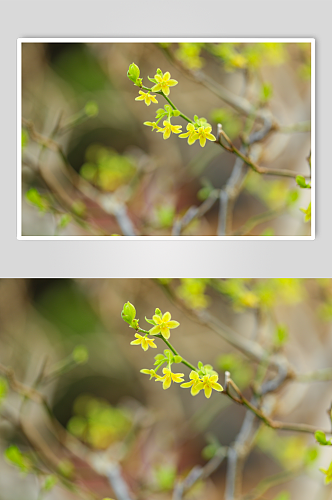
[130, 339, 142, 345]
[167, 320, 179, 329]
[147, 339, 157, 348]
[204, 385, 212, 398]
[160, 327, 170, 339]
[163, 72, 171, 81]
[162, 312, 171, 322]
[167, 79, 178, 87]
[135, 95, 145, 101]
[179, 132, 190, 138]
[155, 74, 163, 83]
[180, 381, 193, 388]
[204, 126, 212, 134]
[199, 136, 207, 147]
[141, 339, 149, 351]
[151, 83, 162, 92]
[210, 374, 219, 383]
[162, 86, 170, 96]
[149, 325, 161, 335]
[163, 376, 172, 390]
[153, 315, 162, 324]
[150, 95, 158, 103]
[188, 134, 198, 145]
[211, 382, 223, 392]
[191, 384, 202, 396]
[206, 133, 216, 141]
[163, 128, 171, 140]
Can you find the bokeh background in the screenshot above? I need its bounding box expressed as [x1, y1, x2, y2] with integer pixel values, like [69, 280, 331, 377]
[21, 42, 312, 237]
[0, 278, 331, 500]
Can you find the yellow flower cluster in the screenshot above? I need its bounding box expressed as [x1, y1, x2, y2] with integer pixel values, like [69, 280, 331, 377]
[181, 371, 223, 398]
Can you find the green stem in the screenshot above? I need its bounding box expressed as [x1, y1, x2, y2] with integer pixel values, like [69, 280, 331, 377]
[140, 85, 193, 124]
[136, 327, 197, 372]
[155, 334, 197, 372]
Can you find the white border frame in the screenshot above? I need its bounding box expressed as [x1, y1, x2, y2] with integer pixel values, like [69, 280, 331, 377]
[17, 38, 315, 240]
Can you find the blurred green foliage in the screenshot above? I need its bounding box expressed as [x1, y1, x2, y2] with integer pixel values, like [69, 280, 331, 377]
[80, 144, 136, 192]
[67, 394, 132, 449]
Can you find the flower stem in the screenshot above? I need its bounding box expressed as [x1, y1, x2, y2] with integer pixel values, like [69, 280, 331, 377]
[140, 85, 193, 124]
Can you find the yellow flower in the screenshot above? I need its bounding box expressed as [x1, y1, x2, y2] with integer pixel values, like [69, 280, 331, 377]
[157, 367, 184, 390]
[179, 123, 199, 145]
[149, 311, 180, 339]
[135, 90, 158, 106]
[144, 121, 163, 131]
[196, 125, 216, 147]
[140, 368, 160, 379]
[157, 120, 182, 140]
[130, 333, 157, 351]
[180, 371, 202, 396]
[151, 72, 178, 96]
[195, 374, 223, 398]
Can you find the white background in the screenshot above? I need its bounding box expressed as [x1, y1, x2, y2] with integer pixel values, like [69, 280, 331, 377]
[1, 0, 330, 277]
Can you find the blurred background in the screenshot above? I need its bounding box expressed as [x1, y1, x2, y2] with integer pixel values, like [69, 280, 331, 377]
[0, 278, 331, 500]
[21, 42, 312, 236]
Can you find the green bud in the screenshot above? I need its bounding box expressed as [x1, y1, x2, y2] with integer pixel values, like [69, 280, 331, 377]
[315, 430, 330, 445]
[174, 355, 182, 363]
[121, 302, 136, 325]
[296, 175, 310, 189]
[155, 308, 162, 317]
[156, 68, 163, 76]
[84, 100, 99, 117]
[164, 349, 172, 359]
[172, 110, 181, 117]
[127, 63, 140, 84]
[72, 345, 89, 364]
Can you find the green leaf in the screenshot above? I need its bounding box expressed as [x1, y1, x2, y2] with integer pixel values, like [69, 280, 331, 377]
[260, 82, 273, 102]
[4, 446, 31, 473]
[148, 76, 157, 84]
[58, 214, 72, 229]
[274, 324, 288, 347]
[296, 175, 310, 189]
[43, 475, 58, 492]
[127, 63, 140, 84]
[145, 316, 156, 326]
[315, 430, 330, 445]
[121, 302, 136, 325]
[25, 188, 49, 212]
[300, 202, 311, 222]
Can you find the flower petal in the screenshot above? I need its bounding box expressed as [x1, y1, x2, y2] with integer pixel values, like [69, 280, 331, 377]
[204, 126, 212, 134]
[199, 136, 207, 147]
[206, 133, 216, 141]
[150, 95, 158, 103]
[151, 83, 162, 92]
[163, 376, 172, 390]
[188, 134, 198, 145]
[211, 382, 223, 392]
[149, 325, 161, 335]
[162, 312, 171, 322]
[160, 327, 170, 339]
[135, 95, 145, 101]
[179, 132, 190, 138]
[190, 371, 200, 380]
[130, 339, 142, 345]
[166, 320, 179, 329]
[162, 86, 170, 96]
[153, 315, 162, 324]
[210, 374, 219, 383]
[166, 79, 178, 87]
[180, 381, 193, 388]
[155, 74, 163, 83]
[163, 72, 171, 81]
[191, 384, 202, 396]
[141, 339, 149, 351]
[204, 385, 212, 398]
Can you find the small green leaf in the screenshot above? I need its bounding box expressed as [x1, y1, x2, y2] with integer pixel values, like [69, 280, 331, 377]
[145, 316, 156, 326]
[25, 188, 49, 212]
[274, 324, 288, 347]
[43, 475, 58, 491]
[260, 82, 273, 102]
[4, 446, 31, 473]
[58, 213, 72, 229]
[315, 430, 330, 445]
[148, 76, 157, 84]
[296, 175, 310, 189]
